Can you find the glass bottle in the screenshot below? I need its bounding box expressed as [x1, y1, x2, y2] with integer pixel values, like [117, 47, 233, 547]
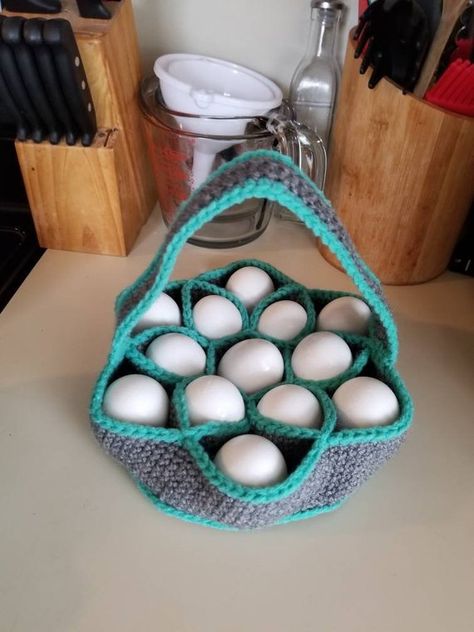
[290, 0, 344, 149]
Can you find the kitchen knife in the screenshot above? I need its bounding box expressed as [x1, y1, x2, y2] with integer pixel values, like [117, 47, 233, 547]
[23, 18, 78, 145]
[354, 0, 431, 91]
[1, 0, 62, 13]
[43, 18, 97, 146]
[0, 16, 44, 141]
[0, 65, 30, 139]
[416, 0, 442, 37]
[414, 0, 468, 96]
[2, 16, 62, 144]
[75, 0, 111, 20]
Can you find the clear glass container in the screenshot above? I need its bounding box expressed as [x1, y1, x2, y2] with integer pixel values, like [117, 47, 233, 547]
[139, 75, 327, 248]
[290, 0, 344, 148]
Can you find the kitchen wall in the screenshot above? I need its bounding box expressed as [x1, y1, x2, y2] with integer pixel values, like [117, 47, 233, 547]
[132, 0, 359, 94]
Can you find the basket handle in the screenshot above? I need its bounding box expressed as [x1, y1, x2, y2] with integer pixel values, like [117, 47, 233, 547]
[115, 150, 398, 363]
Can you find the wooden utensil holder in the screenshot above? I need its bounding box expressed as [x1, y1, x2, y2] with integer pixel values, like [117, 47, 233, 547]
[323, 32, 474, 284]
[4, 0, 156, 256]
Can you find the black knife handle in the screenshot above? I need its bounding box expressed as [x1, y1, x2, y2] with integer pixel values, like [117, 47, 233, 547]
[0, 65, 30, 140]
[76, 0, 111, 20]
[2, 1, 62, 14]
[23, 18, 78, 145]
[0, 16, 44, 142]
[2, 16, 62, 144]
[43, 19, 97, 147]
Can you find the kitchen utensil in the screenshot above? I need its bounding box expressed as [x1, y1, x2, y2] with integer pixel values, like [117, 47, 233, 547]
[354, 0, 431, 91]
[325, 31, 474, 284]
[0, 15, 43, 141]
[140, 76, 326, 248]
[0, 64, 29, 139]
[90, 150, 413, 530]
[1, 0, 61, 12]
[425, 58, 474, 115]
[15, 0, 156, 257]
[359, 1, 369, 17]
[449, 3, 474, 62]
[154, 53, 283, 121]
[414, 0, 468, 96]
[2, 16, 62, 144]
[154, 53, 283, 188]
[76, 0, 111, 19]
[23, 18, 78, 145]
[416, 0, 442, 37]
[451, 35, 474, 61]
[43, 18, 97, 146]
[141, 97, 272, 247]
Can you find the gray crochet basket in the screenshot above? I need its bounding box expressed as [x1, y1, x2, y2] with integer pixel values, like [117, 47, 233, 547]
[90, 151, 413, 530]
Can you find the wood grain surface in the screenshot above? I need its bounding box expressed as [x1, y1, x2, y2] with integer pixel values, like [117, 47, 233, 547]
[6, 0, 156, 255]
[324, 33, 474, 285]
[76, 0, 156, 230]
[15, 130, 144, 256]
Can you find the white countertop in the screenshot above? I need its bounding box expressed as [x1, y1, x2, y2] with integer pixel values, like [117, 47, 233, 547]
[1, 211, 473, 632]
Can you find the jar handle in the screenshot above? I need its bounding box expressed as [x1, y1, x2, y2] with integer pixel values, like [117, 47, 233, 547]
[267, 115, 327, 190]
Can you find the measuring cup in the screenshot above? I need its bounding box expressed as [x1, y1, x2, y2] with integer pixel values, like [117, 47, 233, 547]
[140, 76, 327, 248]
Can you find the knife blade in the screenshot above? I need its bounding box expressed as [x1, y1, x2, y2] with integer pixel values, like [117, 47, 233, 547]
[2, 16, 62, 144]
[76, 0, 111, 20]
[0, 15, 44, 142]
[43, 18, 97, 146]
[0, 64, 30, 140]
[23, 17, 78, 145]
[1, 0, 62, 13]
[416, 0, 442, 37]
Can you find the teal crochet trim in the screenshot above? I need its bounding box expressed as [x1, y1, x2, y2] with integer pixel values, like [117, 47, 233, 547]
[181, 280, 250, 332]
[181, 416, 331, 505]
[90, 259, 413, 506]
[114, 151, 398, 364]
[249, 283, 316, 343]
[138, 482, 345, 531]
[327, 359, 414, 447]
[90, 151, 414, 526]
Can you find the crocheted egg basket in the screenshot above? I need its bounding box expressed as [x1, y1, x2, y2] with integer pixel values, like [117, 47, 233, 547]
[90, 150, 413, 530]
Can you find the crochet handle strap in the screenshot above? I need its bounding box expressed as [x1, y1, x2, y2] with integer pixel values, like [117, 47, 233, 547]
[116, 150, 398, 363]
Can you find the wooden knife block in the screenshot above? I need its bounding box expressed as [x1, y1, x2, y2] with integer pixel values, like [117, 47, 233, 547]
[323, 33, 474, 284]
[5, 0, 156, 256]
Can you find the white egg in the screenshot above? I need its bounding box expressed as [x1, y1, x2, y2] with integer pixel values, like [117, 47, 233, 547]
[134, 293, 181, 333]
[317, 296, 371, 335]
[185, 375, 245, 425]
[214, 435, 287, 487]
[192, 295, 242, 339]
[225, 266, 275, 311]
[257, 300, 308, 340]
[332, 376, 400, 428]
[146, 333, 206, 376]
[291, 332, 353, 381]
[217, 338, 284, 394]
[257, 384, 322, 428]
[103, 374, 168, 426]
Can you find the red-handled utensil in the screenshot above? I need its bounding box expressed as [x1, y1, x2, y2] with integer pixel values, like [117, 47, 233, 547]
[425, 57, 474, 115]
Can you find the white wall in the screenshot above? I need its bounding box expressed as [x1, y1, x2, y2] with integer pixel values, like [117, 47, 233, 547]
[131, 0, 359, 95]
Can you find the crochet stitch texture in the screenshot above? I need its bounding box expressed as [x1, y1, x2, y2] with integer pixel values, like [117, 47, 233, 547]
[90, 150, 413, 530]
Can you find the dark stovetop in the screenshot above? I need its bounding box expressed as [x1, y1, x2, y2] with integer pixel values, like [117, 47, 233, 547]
[0, 136, 44, 312]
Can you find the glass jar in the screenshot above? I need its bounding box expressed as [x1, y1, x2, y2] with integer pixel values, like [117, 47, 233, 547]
[140, 75, 326, 248]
